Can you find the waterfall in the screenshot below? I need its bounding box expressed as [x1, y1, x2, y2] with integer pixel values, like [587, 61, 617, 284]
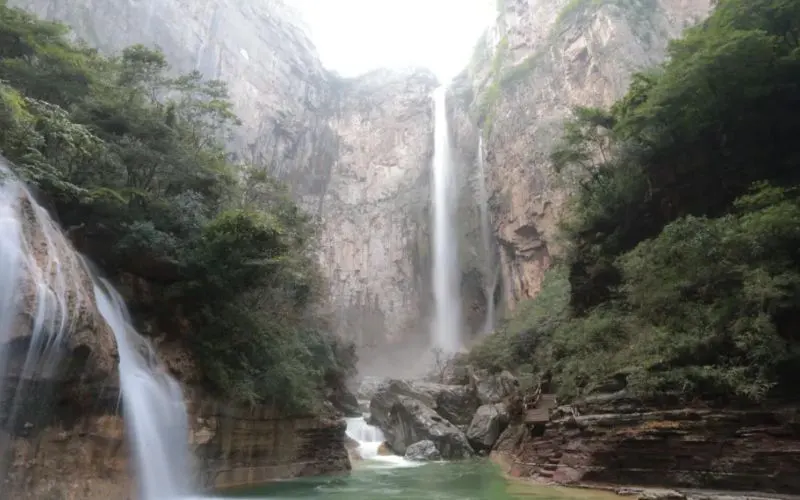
[0, 160, 194, 499]
[345, 416, 418, 468]
[431, 86, 462, 353]
[476, 135, 497, 334]
[95, 281, 193, 499]
[345, 416, 386, 460]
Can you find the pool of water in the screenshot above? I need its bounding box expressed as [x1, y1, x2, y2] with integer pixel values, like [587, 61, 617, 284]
[222, 460, 621, 500]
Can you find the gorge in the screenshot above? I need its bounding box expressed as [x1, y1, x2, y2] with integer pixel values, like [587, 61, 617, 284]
[2, 0, 800, 497]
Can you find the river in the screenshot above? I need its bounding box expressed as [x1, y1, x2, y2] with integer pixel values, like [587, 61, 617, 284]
[224, 460, 621, 500]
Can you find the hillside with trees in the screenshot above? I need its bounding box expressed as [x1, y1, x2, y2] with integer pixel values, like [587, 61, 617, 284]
[469, 0, 800, 403]
[0, 0, 355, 411]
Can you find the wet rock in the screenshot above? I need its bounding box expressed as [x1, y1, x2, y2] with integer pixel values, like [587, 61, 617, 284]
[357, 376, 390, 401]
[466, 403, 509, 451]
[370, 379, 481, 427]
[404, 440, 441, 461]
[377, 442, 393, 456]
[326, 384, 361, 417]
[470, 369, 519, 404]
[369, 391, 473, 459]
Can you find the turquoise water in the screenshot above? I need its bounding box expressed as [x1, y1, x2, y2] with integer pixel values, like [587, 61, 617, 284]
[223, 460, 620, 500]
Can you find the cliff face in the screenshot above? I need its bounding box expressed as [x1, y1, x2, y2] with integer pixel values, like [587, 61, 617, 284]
[449, 0, 711, 310]
[8, 0, 338, 206]
[320, 69, 438, 369]
[5, 395, 349, 499]
[8, 0, 439, 357]
[494, 394, 800, 493]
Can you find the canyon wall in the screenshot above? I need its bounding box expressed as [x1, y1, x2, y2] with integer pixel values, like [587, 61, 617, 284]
[319, 69, 437, 371]
[449, 0, 712, 311]
[5, 393, 349, 499]
[8, 0, 439, 357]
[493, 394, 800, 493]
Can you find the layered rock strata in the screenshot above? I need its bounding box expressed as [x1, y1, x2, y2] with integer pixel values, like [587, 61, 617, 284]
[494, 393, 800, 493]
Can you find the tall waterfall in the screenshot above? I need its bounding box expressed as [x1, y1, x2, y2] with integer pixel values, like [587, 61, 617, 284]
[95, 280, 193, 499]
[476, 136, 498, 334]
[431, 86, 462, 353]
[0, 161, 193, 499]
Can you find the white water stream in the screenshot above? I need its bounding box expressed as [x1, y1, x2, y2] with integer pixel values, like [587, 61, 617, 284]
[95, 280, 193, 499]
[431, 86, 463, 353]
[345, 417, 418, 469]
[476, 135, 498, 334]
[0, 160, 195, 499]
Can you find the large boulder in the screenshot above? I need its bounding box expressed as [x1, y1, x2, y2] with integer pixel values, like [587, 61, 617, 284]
[356, 376, 390, 401]
[470, 369, 519, 404]
[371, 379, 481, 426]
[369, 391, 473, 459]
[466, 403, 510, 451]
[404, 440, 441, 461]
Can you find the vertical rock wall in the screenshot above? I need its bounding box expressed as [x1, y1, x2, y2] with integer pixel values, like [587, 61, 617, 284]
[449, 0, 712, 311]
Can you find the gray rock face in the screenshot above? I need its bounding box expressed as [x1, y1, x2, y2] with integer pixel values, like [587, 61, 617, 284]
[471, 369, 519, 404]
[466, 403, 509, 451]
[448, 0, 713, 309]
[319, 69, 438, 362]
[370, 394, 473, 459]
[370, 379, 481, 427]
[404, 440, 441, 461]
[9, 0, 439, 367]
[369, 380, 475, 459]
[9, 0, 335, 202]
[356, 376, 391, 402]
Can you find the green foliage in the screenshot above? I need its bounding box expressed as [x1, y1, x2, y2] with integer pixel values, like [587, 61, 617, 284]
[0, 2, 354, 412]
[470, 0, 800, 403]
[468, 265, 570, 376]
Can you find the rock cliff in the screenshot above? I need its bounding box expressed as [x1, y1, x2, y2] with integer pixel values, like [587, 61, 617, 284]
[493, 393, 800, 493]
[8, 0, 337, 205]
[8, 0, 439, 358]
[449, 0, 712, 310]
[0, 179, 350, 498]
[319, 69, 437, 369]
[5, 393, 350, 499]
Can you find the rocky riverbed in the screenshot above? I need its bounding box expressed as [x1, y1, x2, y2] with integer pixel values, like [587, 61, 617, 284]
[354, 365, 800, 497]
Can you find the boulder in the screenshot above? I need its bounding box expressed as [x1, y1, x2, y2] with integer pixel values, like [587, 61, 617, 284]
[466, 403, 510, 451]
[377, 442, 393, 456]
[326, 384, 361, 417]
[470, 369, 519, 404]
[370, 379, 481, 426]
[356, 376, 390, 401]
[369, 393, 473, 459]
[404, 440, 441, 461]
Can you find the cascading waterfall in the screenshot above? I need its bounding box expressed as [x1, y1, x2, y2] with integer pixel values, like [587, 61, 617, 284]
[431, 86, 462, 353]
[95, 280, 193, 500]
[345, 416, 386, 460]
[0, 159, 194, 499]
[476, 135, 498, 334]
[345, 417, 418, 468]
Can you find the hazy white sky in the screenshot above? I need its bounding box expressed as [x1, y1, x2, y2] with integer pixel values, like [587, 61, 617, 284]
[291, 0, 495, 81]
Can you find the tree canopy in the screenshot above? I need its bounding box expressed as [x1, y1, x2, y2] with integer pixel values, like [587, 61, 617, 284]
[470, 0, 800, 403]
[0, 1, 355, 411]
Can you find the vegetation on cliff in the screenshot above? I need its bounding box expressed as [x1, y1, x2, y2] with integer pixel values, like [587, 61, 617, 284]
[0, 1, 355, 411]
[470, 0, 800, 403]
